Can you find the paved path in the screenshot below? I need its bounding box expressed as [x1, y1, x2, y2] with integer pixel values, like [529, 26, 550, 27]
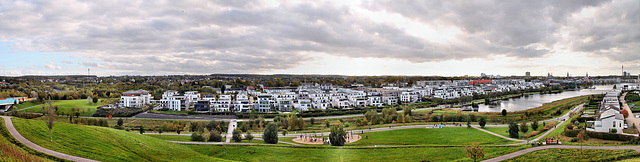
[226, 119, 237, 143]
[1, 116, 98, 162]
[17, 104, 42, 111]
[621, 92, 640, 132]
[482, 145, 640, 162]
[473, 127, 525, 142]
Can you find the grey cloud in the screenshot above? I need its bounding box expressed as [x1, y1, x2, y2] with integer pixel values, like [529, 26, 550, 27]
[0, 0, 630, 75]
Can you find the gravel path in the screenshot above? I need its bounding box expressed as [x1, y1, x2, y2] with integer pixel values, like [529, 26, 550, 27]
[1, 116, 99, 162]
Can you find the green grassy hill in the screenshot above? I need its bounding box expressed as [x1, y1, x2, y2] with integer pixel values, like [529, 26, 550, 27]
[11, 118, 228, 162]
[0, 118, 56, 162]
[20, 99, 109, 116]
[348, 127, 516, 146]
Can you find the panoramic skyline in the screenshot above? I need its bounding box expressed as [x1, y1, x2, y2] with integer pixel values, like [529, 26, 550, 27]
[1, 0, 639, 77]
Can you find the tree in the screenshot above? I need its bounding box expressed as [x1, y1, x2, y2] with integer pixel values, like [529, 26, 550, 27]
[466, 119, 471, 128]
[613, 85, 617, 89]
[324, 120, 330, 128]
[531, 120, 539, 131]
[520, 122, 529, 133]
[508, 122, 520, 138]
[263, 123, 279, 144]
[232, 128, 242, 142]
[465, 142, 485, 162]
[329, 121, 346, 146]
[310, 118, 315, 124]
[403, 106, 412, 116]
[282, 129, 288, 136]
[479, 117, 486, 128]
[117, 118, 124, 127]
[622, 109, 630, 118]
[245, 132, 254, 143]
[577, 130, 589, 142]
[139, 125, 145, 134]
[157, 126, 163, 135]
[501, 109, 507, 116]
[92, 96, 99, 103]
[45, 100, 56, 142]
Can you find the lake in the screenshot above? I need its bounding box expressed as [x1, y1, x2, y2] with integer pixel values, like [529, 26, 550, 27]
[470, 84, 621, 112]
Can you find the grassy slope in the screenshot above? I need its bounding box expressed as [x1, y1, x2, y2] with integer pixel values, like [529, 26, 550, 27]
[187, 145, 522, 162]
[146, 134, 296, 146]
[347, 127, 515, 146]
[505, 148, 639, 162]
[14, 101, 40, 110]
[11, 118, 226, 162]
[482, 123, 544, 138]
[21, 99, 109, 116]
[0, 118, 55, 162]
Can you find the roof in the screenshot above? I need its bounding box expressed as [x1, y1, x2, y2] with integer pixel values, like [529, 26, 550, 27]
[0, 99, 17, 104]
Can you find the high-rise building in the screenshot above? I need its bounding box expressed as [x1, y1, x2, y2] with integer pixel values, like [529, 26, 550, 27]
[525, 72, 530, 77]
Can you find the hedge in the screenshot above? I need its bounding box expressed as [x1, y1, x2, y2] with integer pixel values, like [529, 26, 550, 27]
[585, 131, 637, 141]
[93, 107, 144, 117]
[564, 129, 581, 137]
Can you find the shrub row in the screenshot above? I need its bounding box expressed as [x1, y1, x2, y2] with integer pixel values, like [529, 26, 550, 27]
[93, 107, 143, 117]
[522, 122, 556, 139]
[585, 131, 637, 141]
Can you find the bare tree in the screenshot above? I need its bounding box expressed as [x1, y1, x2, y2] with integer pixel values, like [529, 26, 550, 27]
[45, 99, 56, 142]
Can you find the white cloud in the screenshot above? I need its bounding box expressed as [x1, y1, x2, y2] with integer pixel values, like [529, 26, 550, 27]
[44, 61, 62, 70]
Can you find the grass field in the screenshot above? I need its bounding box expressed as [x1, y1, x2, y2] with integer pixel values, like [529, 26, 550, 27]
[146, 134, 296, 145]
[187, 145, 523, 162]
[21, 99, 109, 116]
[505, 148, 639, 162]
[0, 118, 56, 162]
[347, 127, 515, 146]
[11, 118, 226, 162]
[482, 123, 544, 139]
[14, 101, 41, 110]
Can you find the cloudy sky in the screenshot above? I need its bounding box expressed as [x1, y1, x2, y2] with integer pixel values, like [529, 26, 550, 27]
[1, 0, 639, 77]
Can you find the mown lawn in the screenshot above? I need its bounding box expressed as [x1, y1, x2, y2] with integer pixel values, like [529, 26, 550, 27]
[14, 101, 41, 110]
[187, 144, 523, 162]
[11, 118, 226, 162]
[505, 148, 639, 162]
[482, 123, 545, 139]
[21, 99, 110, 116]
[0, 118, 56, 162]
[347, 127, 515, 146]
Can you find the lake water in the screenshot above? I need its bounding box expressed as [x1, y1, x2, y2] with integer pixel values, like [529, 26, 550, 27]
[470, 84, 621, 112]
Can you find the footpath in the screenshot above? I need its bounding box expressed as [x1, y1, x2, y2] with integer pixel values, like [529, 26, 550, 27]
[1, 116, 98, 162]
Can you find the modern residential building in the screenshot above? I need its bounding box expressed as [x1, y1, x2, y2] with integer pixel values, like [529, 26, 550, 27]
[120, 89, 151, 108]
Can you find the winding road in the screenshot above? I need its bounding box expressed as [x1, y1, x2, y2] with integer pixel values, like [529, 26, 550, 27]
[1, 116, 98, 162]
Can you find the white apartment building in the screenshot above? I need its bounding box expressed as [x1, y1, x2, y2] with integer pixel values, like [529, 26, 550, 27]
[120, 89, 151, 108]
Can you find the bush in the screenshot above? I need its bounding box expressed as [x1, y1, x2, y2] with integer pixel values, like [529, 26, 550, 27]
[570, 138, 579, 142]
[232, 128, 242, 142]
[208, 130, 222, 142]
[191, 133, 205, 141]
[564, 129, 581, 137]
